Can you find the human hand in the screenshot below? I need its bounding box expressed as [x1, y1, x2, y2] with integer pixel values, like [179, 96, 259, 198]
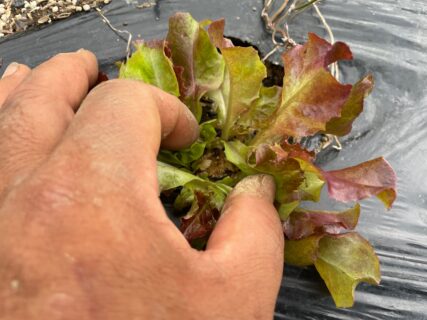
[0, 50, 284, 320]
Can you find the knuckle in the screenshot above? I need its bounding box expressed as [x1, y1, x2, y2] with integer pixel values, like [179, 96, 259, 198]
[4, 81, 67, 116]
[50, 53, 82, 73]
[0, 85, 73, 139]
[49, 52, 91, 82]
[87, 79, 158, 117]
[4, 85, 44, 108]
[51, 52, 83, 68]
[0, 90, 42, 140]
[20, 173, 80, 214]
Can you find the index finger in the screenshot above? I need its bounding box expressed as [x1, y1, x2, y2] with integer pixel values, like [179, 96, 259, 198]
[16, 79, 199, 237]
[0, 50, 99, 195]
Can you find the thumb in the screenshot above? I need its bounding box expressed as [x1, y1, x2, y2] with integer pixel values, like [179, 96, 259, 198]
[206, 174, 284, 292]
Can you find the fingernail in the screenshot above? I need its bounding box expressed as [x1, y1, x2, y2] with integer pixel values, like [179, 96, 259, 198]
[230, 174, 276, 203]
[77, 48, 86, 53]
[1, 62, 19, 79]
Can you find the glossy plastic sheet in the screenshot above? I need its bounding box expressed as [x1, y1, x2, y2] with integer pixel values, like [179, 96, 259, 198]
[1, 0, 426, 318]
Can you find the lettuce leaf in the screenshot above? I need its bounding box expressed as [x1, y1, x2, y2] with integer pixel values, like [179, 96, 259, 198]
[158, 120, 217, 168]
[325, 75, 374, 136]
[285, 234, 323, 266]
[223, 140, 257, 175]
[175, 180, 230, 246]
[157, 161, 202, 191]
[119, 40, 179, 96]
[315, 233, 381, 308]
[206, 18, 234, 49]
[235, 85, 282, 137]
[283, 204, 360, 240]
[166, 13, 225, 120]
[323, 157, 397, 208]
[253, 33, 365, 144]
[206, 46, 267, 139]
[286, 232, 381, 307]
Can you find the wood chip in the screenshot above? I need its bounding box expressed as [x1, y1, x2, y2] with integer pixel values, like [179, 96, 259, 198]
[57, 12, 71, 19]
[1, 0, 111, 37]
[136, 2, 155, 9]
[37, 15, 49, 24]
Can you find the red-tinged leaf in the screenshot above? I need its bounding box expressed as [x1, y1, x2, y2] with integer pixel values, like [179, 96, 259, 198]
[253, 142, 315, 166]
[283, 204, 360, 240]
[254, 33, 360, 143]
[325, 74, 374, 136]
[314, 232, 381, 308]
[207, 18, 234, 49]
[253, 152, 304, 203]
[172, 65, 186, 98]
[180, 192, 220, 244]
[276, 170, 306, 203]
[323, 157, 397, 208]
[286, 33, 352, 79]
[97, 71, 109, 84]
[249, 144, 323, 203]
[285, 235, 323, 267]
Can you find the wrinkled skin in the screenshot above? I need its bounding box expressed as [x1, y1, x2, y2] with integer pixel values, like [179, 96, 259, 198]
[0, 51, 284, 320]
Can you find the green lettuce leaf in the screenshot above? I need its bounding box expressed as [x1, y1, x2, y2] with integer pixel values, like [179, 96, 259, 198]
[285, 234, 323, 267]
[223, 140, 257, 175]
[278, 201, 300, 220]
[314, 232, 381, 308]
[207, 46, 266, 139]
[286, 231, 381, 307]
[166, 12, 225, 120]
[158, 120, 217, 168]
[157, 161, 202, 191]
[294, 157, 325, 202]
[235, 85, 281, 137]
[119, 40, 179, 96]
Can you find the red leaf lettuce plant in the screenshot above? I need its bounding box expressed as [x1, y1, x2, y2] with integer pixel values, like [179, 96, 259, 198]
[119, 12, 397, 308]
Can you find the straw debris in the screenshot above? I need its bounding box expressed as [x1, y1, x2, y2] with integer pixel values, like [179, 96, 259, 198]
[0, 0, 111, 37]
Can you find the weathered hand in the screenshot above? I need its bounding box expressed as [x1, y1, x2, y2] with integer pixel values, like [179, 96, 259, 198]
[0, 50, 284, 320]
